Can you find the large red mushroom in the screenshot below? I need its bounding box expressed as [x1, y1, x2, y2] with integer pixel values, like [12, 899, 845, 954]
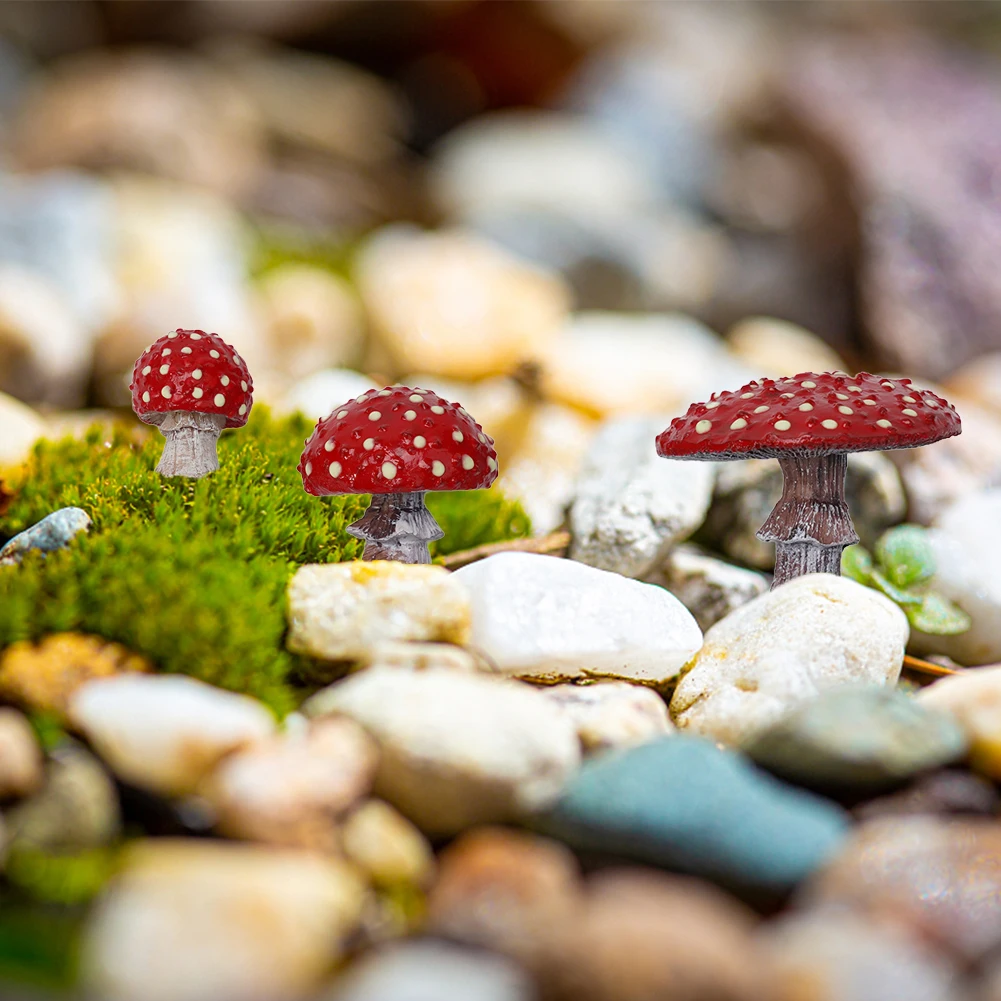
[131, 330, 253, 479]
[656, 371, 961, 587]
[298, 386, 498, 563]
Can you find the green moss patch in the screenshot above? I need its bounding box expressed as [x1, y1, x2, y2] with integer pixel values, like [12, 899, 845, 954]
[0, 409, 530, 714]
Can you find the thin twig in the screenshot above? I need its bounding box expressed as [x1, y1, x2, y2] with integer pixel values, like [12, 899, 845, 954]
[440, 530, 571, 570]
[902, 654, 958, 678]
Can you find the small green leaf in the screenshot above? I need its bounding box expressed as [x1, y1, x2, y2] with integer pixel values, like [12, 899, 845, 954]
[906, 592, 972, 635]
[870, 569, 923, 607]
[841, 544, 874, 584]
[875, 524, 936, 589]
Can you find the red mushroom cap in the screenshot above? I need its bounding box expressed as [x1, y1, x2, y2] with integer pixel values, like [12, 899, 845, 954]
[657, 371, 961, 460]
[298, 386, 499, 495]
[130, 329, 254, 429]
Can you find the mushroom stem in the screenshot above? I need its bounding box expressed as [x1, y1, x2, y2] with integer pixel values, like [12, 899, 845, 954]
[757, 452, 858, 588]
[347, 491, 444, 564]
[153, 411, 228, 479]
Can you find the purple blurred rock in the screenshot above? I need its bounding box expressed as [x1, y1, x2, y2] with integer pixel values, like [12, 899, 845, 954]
[785, 38, 1001, 379]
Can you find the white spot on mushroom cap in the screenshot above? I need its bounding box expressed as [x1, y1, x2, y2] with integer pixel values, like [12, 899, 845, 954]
[730, 418, 747, 430]
[453, 431, 464, 442]
[159, 364, 169, 375]
[305, 462, 312, 475]
[801, 380, 817, 388]
[876, 419, 893, 429]
[162, 349, 171, 356]
[903, 396, 917, 403]
[863, 399, 876, 406]
[740, 392, 754, 399]
[404, 410, 417, 421]
[167, 332, 177, 339]
[902, 408, 918, 417]
[848, 386, 862, 393]
[241, 381, 248, 392]
[822, 419, 838, 429]
[705, 401, 719, 409]
[182, 347, 192, 354]
[926, 399, 939, 408]
[220, 375, 230, 387]
[336, 410, 347, 419]
[324, 440, 334, 452]
[431, 406, 445, 415]
[161, 386, 171, 399]
[142, 366, 151, 375]
[696, 420, 712, 434]
[193, 369, 202, 380]
[382, 461, 397, 479]
[462, 455, 474, 470]
[798, 403, 813, 412]
[838, 406, 854, 415]
[238, 404, 247, 415]
[835, 393, 849, 400]
[368, 411, 381, 421]
[363, 438, 375, 450]
[753, 406, 769, 414]
[210, 350, 220, 359]
[142, 391, 150, 403]
[190, 333, 202, 340]
[487, 457, 497, 471]
[409, 395, 422, 403]
[192, 387, 203, 399]
[781, 393, 794, 399]
[214, 394, 225, 407]
[329, 462, 341, 477]
[378, 390, 392, 396]
[414, 436, 426, 448]
[432, 460, 446, 476]
[774, 420, 791, 431]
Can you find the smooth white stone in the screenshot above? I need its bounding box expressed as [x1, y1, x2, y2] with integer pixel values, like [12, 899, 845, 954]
[913, 489, 1001, 664]
[570, 416, 716, 578]
[0, 390, 46, 466]
[278, 368, 376, 420]
[304, 666, 580, 836]
[81, 840, 366, 1001]
[453, 552, 703, 685]
[69, 675, 275, 796]
[671, 574, 908, 746]
[286, 562, 471, 662]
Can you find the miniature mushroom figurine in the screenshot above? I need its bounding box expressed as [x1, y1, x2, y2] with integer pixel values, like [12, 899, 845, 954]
[656, 372, 961, 587]
[131, 329, 253, 479]
[298, 386, 499, 563]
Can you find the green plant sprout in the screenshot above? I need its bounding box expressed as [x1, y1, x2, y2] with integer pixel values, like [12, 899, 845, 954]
[0, 409, 530, 715]
[841, 524, 970, 635]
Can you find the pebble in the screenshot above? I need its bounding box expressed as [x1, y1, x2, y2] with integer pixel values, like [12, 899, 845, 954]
[341, 799, 436, 889]
[538, 310, 751, 418]
[286, 562, 472, 666]
[278, 367, 376, 421]
[746, 688, 968, 793]
[0, 708, 44, 799]
[453, 552, 703, 686]
[0, 390, 47, 466]
[536, 735, 849, 898]
[762, 908, 962, 1001]
[538, 682, 672, 753]
[0, 507, 91, 566]
[68, 675, 276, 797]
[890, 399, 1001, 526]
[304, 666, 580, 836]
[943, 350, 1001, 418]
[353, 641, 488, 675]
[0, 632, 151, 717]
[5, 742, 120, 853]
[703, 452, 907, 569]
[256, 264, 364, 380]
[671, 574, 908, 746]
[648, 544, 769, 632]
[200, 717, 378, 852]
[331, 940, 536, 1001]
[81, 839, 366, 1001]
[853, 769, 1000, 823]
[496, 402, 597, 534]
[913, 490, 1001, 664]
[569, 415, 716, 578]
[918, 665, 1001, 778]
[355, 225, 569, 380]
[725, 316, 846, 378]
[803, 816, 1001, 963]
[0, 265, 92, 407]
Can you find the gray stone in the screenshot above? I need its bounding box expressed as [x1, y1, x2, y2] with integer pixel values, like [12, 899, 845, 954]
[762, 908, 962, 1001]
[649, 544, 768, 631]
[304, 666, 580, 837]
[703, 451, 907, 569]
[0, 507, 91, 565]
[569, 416, 715, 578]
[853, 770, 1000, 823]
[535, 735, 849, 899]
[330, 940, 536, 1001]
[6, 742, 120, 853]
[746, 688, 968, 793]
[671, 574, 909, 747]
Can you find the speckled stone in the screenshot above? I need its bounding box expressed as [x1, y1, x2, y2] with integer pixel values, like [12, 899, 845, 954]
[536, 736, 849, 898]
[0, 507, 91, 565]
[746, 688, 968, 793]
[671, 574, 908, 746]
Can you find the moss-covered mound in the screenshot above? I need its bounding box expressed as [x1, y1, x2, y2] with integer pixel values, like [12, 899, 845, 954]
[0, 410, 530, 715]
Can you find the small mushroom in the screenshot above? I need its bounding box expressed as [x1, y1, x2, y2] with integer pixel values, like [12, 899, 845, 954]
[298, 386, 499, 563]
[130, 329, 253, 479]
[656, 371, 961, 587]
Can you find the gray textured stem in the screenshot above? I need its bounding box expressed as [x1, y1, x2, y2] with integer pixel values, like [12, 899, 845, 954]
[757, 452, 859, 588]
[347, 491, 444, 564]
[154, 411, 227, 479]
